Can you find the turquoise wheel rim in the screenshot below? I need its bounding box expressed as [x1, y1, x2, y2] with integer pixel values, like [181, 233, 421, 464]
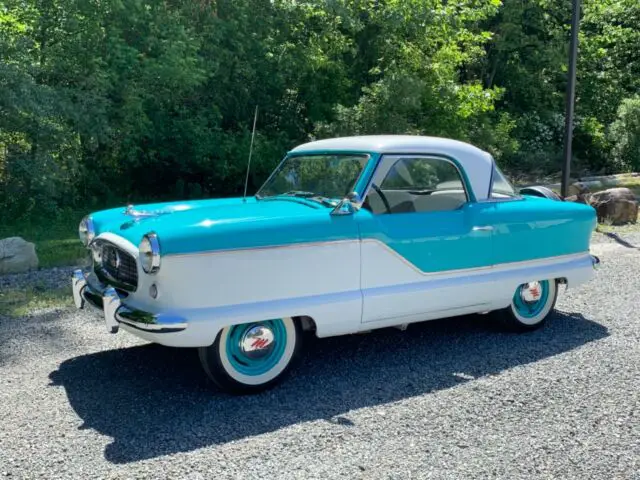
[225, 319, 287, 376]
[512, 280, 550, 319]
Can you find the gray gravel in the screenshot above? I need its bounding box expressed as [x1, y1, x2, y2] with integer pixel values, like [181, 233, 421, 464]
[1, 232, 639, 479]
[0, 266, 77, 291]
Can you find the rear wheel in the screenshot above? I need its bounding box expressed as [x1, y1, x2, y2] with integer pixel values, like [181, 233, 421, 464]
[198, 317, 302, 394]
[496, 279, 558, 331]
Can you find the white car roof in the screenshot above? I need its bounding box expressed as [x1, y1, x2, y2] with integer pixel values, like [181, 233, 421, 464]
[290, 135, 495, 201]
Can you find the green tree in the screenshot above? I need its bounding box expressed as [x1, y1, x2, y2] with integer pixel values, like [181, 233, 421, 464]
[2, 0, 640, 222]
[610, 96, 640, 171]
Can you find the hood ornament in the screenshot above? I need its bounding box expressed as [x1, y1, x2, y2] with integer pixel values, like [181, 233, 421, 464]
[123, 204, 159, 219]
[120, 204, 169, 230]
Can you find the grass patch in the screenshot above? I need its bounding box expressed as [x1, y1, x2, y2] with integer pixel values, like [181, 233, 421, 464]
[596, 217, 640, 234]
[608, 175, 640, 198]
[611, 174, 640, 187]
[0, 285, 72, 317]
[0, 211, 89, 268]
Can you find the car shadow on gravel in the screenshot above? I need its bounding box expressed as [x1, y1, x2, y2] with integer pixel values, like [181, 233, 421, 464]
[49, 311, 608, 464]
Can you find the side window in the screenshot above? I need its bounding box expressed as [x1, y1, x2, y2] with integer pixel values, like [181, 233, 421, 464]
[366, 156, 468, 214]
[490, 165, 518, 198]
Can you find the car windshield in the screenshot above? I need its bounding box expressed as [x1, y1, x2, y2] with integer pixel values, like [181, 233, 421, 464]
[256, 154, 369, 205]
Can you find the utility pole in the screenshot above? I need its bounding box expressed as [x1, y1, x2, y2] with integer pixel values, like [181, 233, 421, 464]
[561, 0, 582, 198]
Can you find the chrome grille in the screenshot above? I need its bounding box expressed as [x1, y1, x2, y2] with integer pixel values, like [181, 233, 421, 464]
[94, 242, 138, 291]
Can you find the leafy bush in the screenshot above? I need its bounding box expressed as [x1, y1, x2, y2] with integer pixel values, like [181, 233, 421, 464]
[610, 96, 640, 172]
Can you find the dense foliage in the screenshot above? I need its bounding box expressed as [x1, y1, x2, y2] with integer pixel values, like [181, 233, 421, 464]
[1, 0, 639, 221]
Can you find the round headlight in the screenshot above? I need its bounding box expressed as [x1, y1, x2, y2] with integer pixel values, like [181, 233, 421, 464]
[78, 216, 95, 246]
[139, 233, 161, 274]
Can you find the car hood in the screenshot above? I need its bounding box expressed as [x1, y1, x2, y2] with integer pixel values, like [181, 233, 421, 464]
[90, 197, 355, 255]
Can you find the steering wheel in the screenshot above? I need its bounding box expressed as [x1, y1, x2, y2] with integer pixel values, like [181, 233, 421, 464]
[371, 184, 392, 214]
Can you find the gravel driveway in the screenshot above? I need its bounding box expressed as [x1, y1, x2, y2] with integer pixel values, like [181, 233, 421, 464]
[1, 232, 639, 479]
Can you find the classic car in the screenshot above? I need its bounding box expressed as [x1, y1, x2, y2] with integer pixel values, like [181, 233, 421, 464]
[71, 135, 600, 394]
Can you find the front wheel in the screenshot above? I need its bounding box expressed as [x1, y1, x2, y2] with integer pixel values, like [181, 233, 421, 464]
[496, 279, 559, 331]
[198, 317, 302, 394]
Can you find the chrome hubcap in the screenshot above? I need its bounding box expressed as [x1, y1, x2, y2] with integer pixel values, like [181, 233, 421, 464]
[520, 281, 542, 303]
[240, 325, 275, 359]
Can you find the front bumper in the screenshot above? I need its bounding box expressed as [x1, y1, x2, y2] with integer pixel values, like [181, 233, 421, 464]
[71, 269, 188, 334]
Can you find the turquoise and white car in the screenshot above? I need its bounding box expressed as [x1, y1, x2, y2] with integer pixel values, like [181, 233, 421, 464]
[71, 135, 600, 394]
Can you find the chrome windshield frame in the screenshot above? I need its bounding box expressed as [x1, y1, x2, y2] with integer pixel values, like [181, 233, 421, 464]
[255, 152, 372, 203]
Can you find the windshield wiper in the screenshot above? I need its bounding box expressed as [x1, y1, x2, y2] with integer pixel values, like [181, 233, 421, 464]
[280, 190, 317, 197]
[283, 191, 339, 207]
[263, 191, 339, 207]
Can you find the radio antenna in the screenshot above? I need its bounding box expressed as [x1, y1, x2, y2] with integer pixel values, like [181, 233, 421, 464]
[243, 105, 259, 203]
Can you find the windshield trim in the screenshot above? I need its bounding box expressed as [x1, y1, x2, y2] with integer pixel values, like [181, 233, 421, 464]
[255, 152, 372, 202]
[255, 153, 288, 200]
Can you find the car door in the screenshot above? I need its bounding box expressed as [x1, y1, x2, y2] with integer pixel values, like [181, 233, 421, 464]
[358, 154, 495, 324]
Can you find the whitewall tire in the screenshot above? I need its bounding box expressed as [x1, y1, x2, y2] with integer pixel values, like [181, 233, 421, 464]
[198, 317, 302, 394]
[496, 279, 558, 331]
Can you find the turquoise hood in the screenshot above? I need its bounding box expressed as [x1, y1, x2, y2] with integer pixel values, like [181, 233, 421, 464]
[90, 197, 358, 255]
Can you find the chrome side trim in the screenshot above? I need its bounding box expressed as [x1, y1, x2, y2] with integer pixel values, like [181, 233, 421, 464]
[477, 196, 526, 204]
[472, 225, 494, 232]
[163, 239, 360, 258]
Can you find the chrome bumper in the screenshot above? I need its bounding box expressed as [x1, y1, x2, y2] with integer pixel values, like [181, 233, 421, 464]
[71, 269, 188, 334]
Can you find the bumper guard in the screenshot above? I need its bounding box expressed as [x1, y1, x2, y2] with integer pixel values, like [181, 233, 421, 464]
[71, 269, 188, 334]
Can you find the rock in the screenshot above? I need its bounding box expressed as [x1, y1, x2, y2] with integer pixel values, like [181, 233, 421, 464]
[0, 237, 39, 275]
[565, 194, 591, 205]
[565, 183, 593, 204]
[569, 181, 591, 196]
[589, 188, 639, 225]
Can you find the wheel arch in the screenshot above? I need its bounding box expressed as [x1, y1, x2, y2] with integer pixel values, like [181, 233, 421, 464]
[295, 315, 317, 334]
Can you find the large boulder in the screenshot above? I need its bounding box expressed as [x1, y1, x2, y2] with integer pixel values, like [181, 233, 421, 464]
[0, 237, 39, 275]
[589, 188, 639, 225]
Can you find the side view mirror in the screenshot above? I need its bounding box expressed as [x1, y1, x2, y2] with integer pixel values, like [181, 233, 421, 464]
[331, 191, 362, 216]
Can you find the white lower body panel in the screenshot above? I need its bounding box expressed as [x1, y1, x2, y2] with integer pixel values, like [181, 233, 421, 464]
[361, 250, 596, 326]
[120, 252, 595, 347]
[80, 233, 596, 347]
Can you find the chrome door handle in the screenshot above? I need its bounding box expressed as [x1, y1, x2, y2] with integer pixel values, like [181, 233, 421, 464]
[472, 225, 494, 231]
